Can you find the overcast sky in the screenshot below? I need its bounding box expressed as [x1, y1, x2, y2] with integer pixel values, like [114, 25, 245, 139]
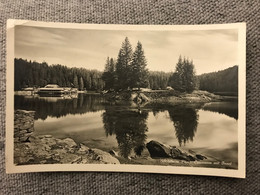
[15, 25, 238, 75]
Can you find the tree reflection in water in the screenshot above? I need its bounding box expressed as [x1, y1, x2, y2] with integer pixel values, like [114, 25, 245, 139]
[102, 108, 148, 158]
[14, 94, 105, 120]
[168, 106, 199, 146]
[15, 94, 237, 158]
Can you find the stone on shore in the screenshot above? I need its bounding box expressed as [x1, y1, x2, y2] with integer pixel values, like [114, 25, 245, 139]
[146, 140, 171, 158]
[133, 93, 150, 104]
[76, 144, 89, 155]
[196, 154, 207, 160]
[146, 140, 207, 161]
[14, 110, 35, 143]
[109, 150, 119, 157]
[14, 135, 120, 165]
[56, 138, 77, 153]
[89, 149, 120, 164]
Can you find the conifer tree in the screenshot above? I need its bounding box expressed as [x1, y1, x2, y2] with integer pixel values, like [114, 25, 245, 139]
[183, 59, 197, 93]
[130, 41, 149, 89]
[102, 57, 116, 90]
[115, 37, 133, 90]
[73, 74, 79, 89]
[79, 77, 84, 91]
[170, 56, 197, 93]
[169, 56, 184, 91]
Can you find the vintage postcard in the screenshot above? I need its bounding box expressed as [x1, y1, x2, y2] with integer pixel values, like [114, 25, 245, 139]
[6, 20, 246, 178]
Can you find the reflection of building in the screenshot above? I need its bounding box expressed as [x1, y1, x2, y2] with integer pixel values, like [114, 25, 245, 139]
[14, 94, 106, 120]
[19, 87, 37, 95]
[37, 94, 78, 102]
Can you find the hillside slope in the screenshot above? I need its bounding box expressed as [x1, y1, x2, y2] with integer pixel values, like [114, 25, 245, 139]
[198, 66, 238, 93]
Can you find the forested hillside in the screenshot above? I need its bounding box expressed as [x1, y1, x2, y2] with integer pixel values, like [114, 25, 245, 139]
[198, 66, 238, 93]
[15, 58, 238, 93]
[14, 58, 172, 91]
[14, 58, 104, 91]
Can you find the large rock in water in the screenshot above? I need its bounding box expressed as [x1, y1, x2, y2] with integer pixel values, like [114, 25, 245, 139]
[133, 93, 150, 104]
[146, 140, 207, 161]
[146, 140, 171, 158]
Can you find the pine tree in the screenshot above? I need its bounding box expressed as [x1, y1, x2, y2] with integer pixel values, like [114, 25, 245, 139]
[183, 59, 197, 93]
[73, 74, 79, 89]
[130, 41, 149, 89]
[101, 57, 110, 90]
[115, 37, 133, 90]
[79, 77, 84, 91]
[102, 57, 116, 90]
[170, 56, 197, 93]
[169, 56, 184, 91]
[104, 57, 111, 72]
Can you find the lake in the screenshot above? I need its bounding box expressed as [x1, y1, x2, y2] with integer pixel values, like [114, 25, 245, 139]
[14, 94, 238, 167]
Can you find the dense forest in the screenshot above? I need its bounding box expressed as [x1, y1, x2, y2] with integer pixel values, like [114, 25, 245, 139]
[14, 58, 172, 91]
[148, 71, 172, 90]
[14, 58, 104, 91]
[15, 58, 238, 93]
[198, 66, 238, 93]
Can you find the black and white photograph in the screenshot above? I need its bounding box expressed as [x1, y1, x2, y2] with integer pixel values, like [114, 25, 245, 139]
[6, 20, 246, 177]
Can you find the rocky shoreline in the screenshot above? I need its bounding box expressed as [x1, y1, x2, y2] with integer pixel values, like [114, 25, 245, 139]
[14, 133, 210, 166]
[103, 90, 236, 107]
[14, 135, 120, 165]
[14, 110, 35, 143]
[14, 110, 120, 165]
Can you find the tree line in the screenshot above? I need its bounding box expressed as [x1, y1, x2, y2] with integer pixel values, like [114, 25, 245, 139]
[198, 65, 238, 93]
[148, 71, 172, 90]
[14, 57, 172, 91]
[102, 37, 198, 93]
[14, 58, 104, 91]
[102, 37, 149, 91]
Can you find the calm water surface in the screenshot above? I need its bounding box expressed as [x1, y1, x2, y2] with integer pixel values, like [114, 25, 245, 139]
[15, 94, 238, 163]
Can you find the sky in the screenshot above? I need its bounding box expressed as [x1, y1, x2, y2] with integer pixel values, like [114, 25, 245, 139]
[15, 25, 238, 75]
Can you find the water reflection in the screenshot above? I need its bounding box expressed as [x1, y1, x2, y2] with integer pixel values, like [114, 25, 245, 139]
[168, 106, 199, 146]
[102, 105, 200, 157]
[14, 94, 105, 120]
[202, 102, 238, 120]
[15, 94, 238, 161]
[102, 108, 148, 158]
[149, 104, 200, 146]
